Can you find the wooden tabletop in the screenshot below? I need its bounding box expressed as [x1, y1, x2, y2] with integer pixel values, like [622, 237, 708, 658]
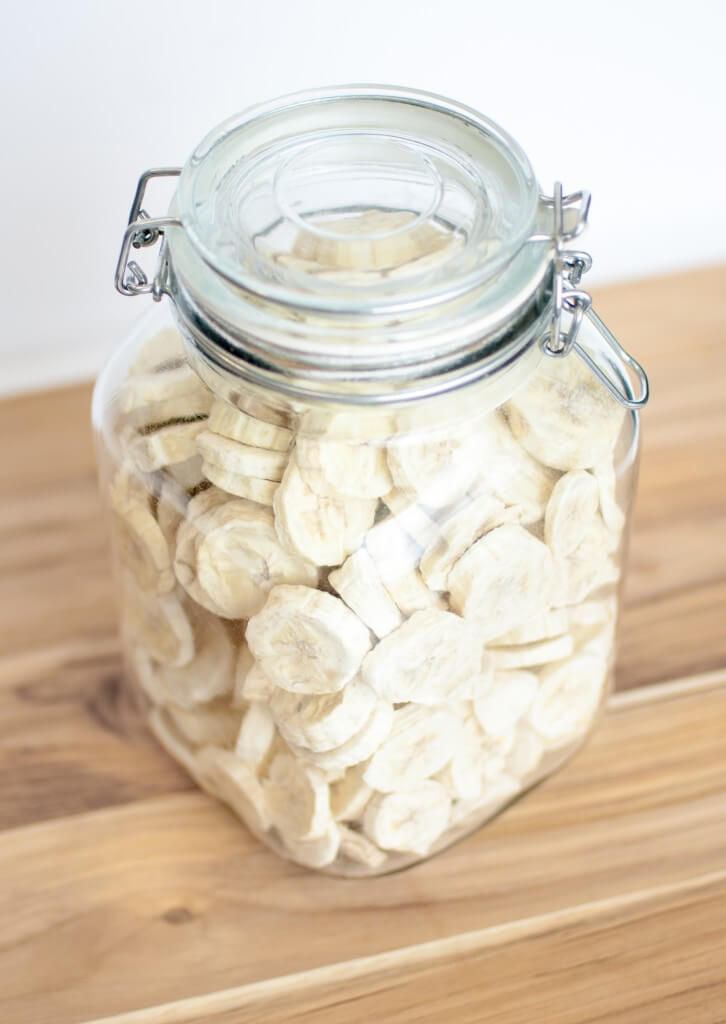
[1, 264, 725, 1023]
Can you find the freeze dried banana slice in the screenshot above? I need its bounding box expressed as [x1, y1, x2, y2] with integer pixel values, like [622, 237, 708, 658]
[504, 353, 627, 471]
[201, 462, 279, 505]
[361, 608, 481, 704]
[492, 608, 569, 646]
[166, 701, 242, 750]
[120, 362, 207, 414]
[293, 699, 394, 774]
[507, 724, 545, 781]
[436, 717, 486, 801]
[278, 823, 341, 869]
[419, 492, 506, 591]
[530, 653, 607, 747]
[552, 522, 620, 607]
[193, 745, 271, 833]
[120, 574, 195, 666]
[365, 518, 444, 616]
[568, 597, 617, 628]
[263, 752, 332, 842]
[246, 585, 372, 695]
[330, 763, 373, 822]
[473, 670, 538, 739]
[544, 470, 600, 558]
[363, 780, 452, 855]
[328, 548, 403, 638]
[110, 468, 175, 593]
[488, 633, 575, 670]
[234, 655, 277, 705]
[380, 489, 439, 550]
[593, 460, 626, 537]
[338, 824, 387, 869]
[197, 431, 288, 481]
[449, 772, 521, 829]
[274, 459, 378, 567]
[207, 400, 293, 451]
[295, 437, 393, 500]
[126, 419, 208, 474]
[387, 431, 483, 509]
[235, 702, 276, 768]
[363, 705, 462, 793]
[164, 455, 207, 493]
[269, 676, 379, 753]
[134, 611, 235, 708]
[448, 524, 554, 640]
[176, 495, 318, 619]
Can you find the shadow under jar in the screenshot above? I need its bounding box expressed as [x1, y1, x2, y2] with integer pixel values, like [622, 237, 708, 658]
[94, 87, 649, 876]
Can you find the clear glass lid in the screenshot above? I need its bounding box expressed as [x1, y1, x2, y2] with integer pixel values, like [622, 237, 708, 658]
[175, 86, 542, 314]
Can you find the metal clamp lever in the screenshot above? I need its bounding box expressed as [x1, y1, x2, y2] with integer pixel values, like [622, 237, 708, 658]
[115, 168, 181, 298]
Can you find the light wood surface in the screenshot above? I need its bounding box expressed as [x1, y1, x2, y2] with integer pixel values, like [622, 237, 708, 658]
[0, 264, 725, 1022]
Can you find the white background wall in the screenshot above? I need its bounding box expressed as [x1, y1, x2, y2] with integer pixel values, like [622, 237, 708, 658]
[1, 0, 724, 396]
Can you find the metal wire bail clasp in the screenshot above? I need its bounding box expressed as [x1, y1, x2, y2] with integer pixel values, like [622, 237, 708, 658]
[115, 168, 182, 299]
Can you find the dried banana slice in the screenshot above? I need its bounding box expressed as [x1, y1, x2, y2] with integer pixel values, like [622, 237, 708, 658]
[361, 608, 482, 704]
[491, 608, 569, 646]
[365, 518, 444, 616]
[120, 574, 194, 666]
[338, 824, 387, 869]
[507, 724, 545, 780]
[568, 597, 617, 628]
[330, 763, 373, 821]
[234, 656, 277, 707]
[363, 705, 462, 792]
[419, 492, 506, 591]
[552, 522, 620, 606]
[488, 633, 575, 670]
[380, 489, 439, 550]
[293, 699, 393, 774]
[193, 745, 271, 833]
[363, 780, 451, 855]
[436, 717, 485, 801]
[197, 431, 288, 481]
[126, 419, 208, 474]
[201, 462, 279, 505]
[110, 467, 175, 593]
[232, 642, 254, 706]
[387, 430, 483, 509]
[120, 362, 207, 415]
[274, 459, 377, 567]
[246, 585, 372, 695]
[544, 470, 600, 558]
[176, 495, 318, 619]
[166, 701, 242, 750]
[235, 702, 276, 768]
[448, 524, 554, 640]
[164, 455, 207, 493]
[295, 437, 392, 500]
[473, 670, 538, 739]
[129, 328, 186, 375]
[593, 460, 626, 537]
[530, 653, 607, 747]
[504, 353, 627, 471]
[269, 676, 379, 753]
[449, 772, 521, 829]
[207, 400, 293, 451]
[263, 752, 332, 842]
[278, 823, 341, 869]
[328, 548, 403, 638]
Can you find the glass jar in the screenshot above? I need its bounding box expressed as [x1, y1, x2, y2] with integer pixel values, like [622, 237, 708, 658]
[94, 87, 649, 876]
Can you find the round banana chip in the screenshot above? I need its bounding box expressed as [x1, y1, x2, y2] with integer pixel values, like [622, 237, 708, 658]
[387, 430, 483, 509]
[488, 633, 575, 670]
[201, 462, 279, 505]
[449, 772, 521, 829]
[491, 608, 569, 646]
[530, 653, 607, 747]
[363, 704, 462, 793]
[207, 400, 293, 451]
[120, 574, 195, 667]
[235, 702, 277, 768]
[361, 608, 482, 704]
[246, 585, 373, 695]
[119, 362, 206, 415]
[380, 490, 439, 550]
[568, 597, 617, 628]
[328, 547, 403, 639]
[197, 431, 289, 481]
[473, 669, 539, 740]
[126, 419, 208, 474]
[365, 519, 445, 615]
[552, 521, 620, 607]
[263, 752, 332, 842]
[504, 353, 627, 471]
[436, 718, 485, 801]
[330, 763, 373, 822]
[277, 822, 341, 869]
[506, 724, 545, 781]
[363, 780, 452, 855]
[110, 468, 175, 593]
[544, 470, 600, 558]
[448, 524, 554, 640]
[193, 745, 271, 833]
[295, 437, 393, 499]
[292, 699, 394, 774]
[234, 656, 277, 705]
[269, 676, 379, 753]
[337, 824, 387, 869]
[419, 492, 506, 591]
[274, 459, 377, 567]
[593, 460, 626, 538]
[166, 701, 243, 750]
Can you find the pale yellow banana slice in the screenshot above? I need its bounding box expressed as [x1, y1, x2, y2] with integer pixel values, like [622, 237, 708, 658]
[234, 655, 277, 706]
[201, 461, 279, 504]
[504, 353, 627, 471]
[235, 702, 276, 768]
[292, 699, 394, 774]
[110, 467, 175, 593]
[126, 419, 209, 474]
[328, 548, 403, 638]
[365, 518, 444, 616]
[448, 524, 554, 640]
[419, 492, 506, 591]
[506, 724, 545, 781]
[193, 745, 271, 833]
[380, 489, 439, 550]
[473, 670, 538, 738]
[277, 822, 341, 869]
[361, 608, 481, 705]
[120, 573, 194, 666]
[269, 676, 379, 753]
[435, 717, 485, 801]
[166, 701, 242, 750]
[273, 459, 377, 567]
[387, 430, 483, 509]
[207, 400, 293, 451]
[363, 780, 451, 855]
[197, 431, 288, 481]
[530, 653, 607, 747]
[568, 597, 617, 628]
[363, 704, 462, 793]
[448, 772, 521, 829]
[120, 361, 205, 413]
[123, 391, 214, 432]
[337, 824, 387, 869]
[295, 437, 392, 499]
[330, 763, 373, 822]
[263, 752, 332, 842]
[544, 470, 600, 558]
[246, 585, 372, 695]
[491, 608, 569, 646]
[593, 460, 626, 537]
[488, 633, 575, 670]
[552, 522, 620, 606]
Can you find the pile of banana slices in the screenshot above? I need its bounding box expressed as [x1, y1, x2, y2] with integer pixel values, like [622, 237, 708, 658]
[108, 325, 626, 874]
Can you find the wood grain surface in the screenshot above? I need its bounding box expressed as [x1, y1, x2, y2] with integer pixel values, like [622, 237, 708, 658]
[1, 264, 725, 1023]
